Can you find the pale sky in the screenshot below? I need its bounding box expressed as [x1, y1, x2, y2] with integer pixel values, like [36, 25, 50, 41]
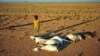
[0, 0, 100, 2]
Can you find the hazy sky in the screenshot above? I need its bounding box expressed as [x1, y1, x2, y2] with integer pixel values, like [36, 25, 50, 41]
[1, 0, 100, 2]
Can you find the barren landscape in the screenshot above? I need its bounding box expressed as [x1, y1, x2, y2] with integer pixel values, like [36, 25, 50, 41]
[0, 2, 100, 56]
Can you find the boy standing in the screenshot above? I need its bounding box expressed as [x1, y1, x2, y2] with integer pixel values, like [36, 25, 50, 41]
[33, 15, 40, 37]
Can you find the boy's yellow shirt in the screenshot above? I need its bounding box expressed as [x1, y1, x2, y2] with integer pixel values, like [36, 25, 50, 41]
[34, 20, 39, 28]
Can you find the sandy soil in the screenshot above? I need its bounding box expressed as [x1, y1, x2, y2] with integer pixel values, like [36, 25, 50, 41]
[0, 2, 100, 56]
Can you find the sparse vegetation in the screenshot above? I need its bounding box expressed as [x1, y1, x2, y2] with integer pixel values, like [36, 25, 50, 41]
[0, 2, 100, 56]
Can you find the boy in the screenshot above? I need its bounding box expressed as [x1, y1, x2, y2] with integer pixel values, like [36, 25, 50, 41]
[33, 15, 40, 37]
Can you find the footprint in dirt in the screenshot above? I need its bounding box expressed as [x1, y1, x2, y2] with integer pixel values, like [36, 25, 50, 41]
[96, 38, 100, 42]
[76, 51, 84, 56]
[0, 49, 6, 53]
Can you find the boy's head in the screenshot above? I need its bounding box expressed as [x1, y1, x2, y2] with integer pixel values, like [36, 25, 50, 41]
[34, 15, 38, 20]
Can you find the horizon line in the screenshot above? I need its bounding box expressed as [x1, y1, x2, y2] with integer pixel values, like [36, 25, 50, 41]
[0, 1, 100, 3]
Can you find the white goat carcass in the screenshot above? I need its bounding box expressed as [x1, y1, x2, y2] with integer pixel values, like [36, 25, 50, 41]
[66, 34, 82, 42]
[33, 44, 58, 52]
[44, 36, 67, 45]
[31, 36, 68, 52]
[30, 36, 47, 44]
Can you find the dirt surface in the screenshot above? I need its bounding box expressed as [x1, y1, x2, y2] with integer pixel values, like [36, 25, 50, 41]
[0, 2, 100, 56]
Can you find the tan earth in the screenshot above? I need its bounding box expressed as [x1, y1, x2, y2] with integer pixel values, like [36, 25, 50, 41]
[0, 2, 100, 56]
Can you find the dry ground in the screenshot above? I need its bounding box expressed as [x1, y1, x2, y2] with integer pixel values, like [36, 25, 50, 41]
[0, 2, 100, 56]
